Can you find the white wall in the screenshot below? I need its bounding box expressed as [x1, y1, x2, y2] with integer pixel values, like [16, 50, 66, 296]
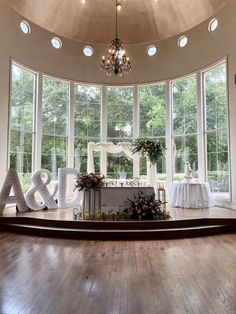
[0, 0, 236, 206]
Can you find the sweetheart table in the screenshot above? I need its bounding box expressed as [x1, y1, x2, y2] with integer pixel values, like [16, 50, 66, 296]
[79, 186, 155, 220]
[100, 186, 154, 210]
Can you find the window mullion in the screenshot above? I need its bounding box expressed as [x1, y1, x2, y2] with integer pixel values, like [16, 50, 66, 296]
[68, 81, 75, 168]
[101, 85, 107, 176]
[34, 72, 42, 170]
[165, 81, 172, 192]
[133, 84, 139, 178]
[197, 71, 206, 182]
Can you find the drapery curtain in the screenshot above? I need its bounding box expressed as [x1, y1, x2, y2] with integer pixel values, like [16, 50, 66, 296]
[87, 142, 137, 173]
[87, 142, 157, 189]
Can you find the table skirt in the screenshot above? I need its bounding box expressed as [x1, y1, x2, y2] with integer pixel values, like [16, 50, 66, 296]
[169, 182, 213, 209]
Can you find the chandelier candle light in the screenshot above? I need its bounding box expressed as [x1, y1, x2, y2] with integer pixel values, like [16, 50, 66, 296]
[101, 0, 131, 76]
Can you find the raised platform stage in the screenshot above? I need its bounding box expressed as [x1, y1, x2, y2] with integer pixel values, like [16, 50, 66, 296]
[1, 206, 236, 240]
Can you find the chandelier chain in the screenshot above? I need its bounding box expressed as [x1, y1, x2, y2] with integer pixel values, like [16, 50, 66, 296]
[115, 0, 118, 38]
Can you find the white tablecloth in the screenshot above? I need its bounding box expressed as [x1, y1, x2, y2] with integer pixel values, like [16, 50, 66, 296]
[169, 182, 213, 208]
[100, 186, 154, 210]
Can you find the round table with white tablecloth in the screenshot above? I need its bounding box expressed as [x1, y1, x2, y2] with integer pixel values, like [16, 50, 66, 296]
[169, 182, 213, 208]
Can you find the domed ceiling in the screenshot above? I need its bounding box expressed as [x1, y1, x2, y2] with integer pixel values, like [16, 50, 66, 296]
[5, 0, 230, 44]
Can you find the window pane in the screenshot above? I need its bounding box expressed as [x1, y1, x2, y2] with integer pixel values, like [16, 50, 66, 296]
[41, 77, 69, 179]
[205, 65, 228, 131]
[204, 63, 229, 196]
[74, 85, 101, 173]
[140, 84, 166, 137]
[107, 153, 133, 179]
[107, 87, 133, 141]
[107, 87, 133, 178]
[10, 64, 36, 191]
[172, 76, 198, 180]
[139, 84, 166, 182]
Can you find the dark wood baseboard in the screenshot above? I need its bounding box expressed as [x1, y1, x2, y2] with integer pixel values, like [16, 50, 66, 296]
[1, 216, 236, 240]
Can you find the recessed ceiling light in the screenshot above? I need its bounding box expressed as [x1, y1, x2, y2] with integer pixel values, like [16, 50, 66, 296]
[51, 37, 62, 49]
[147, 45, 157, 56]
[177, 35, 188, 48]
[208, 18, 218, 32]
[117, 2, 122, 10]
[83, 46, 94, 57]
[20, 20, 31, 35]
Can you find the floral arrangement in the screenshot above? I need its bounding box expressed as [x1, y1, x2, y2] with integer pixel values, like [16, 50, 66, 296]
[75, 173, 105, 191]
[123, 192, 170, 220]
[131, 137, 165, 165]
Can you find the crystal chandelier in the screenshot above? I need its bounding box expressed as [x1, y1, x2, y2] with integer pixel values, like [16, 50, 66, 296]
[101, 0, 131, 76]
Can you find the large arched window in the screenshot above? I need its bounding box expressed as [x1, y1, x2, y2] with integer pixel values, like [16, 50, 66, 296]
[41, 76, 69, 180]
[74, 84, 101, 173]
[107, 86, 134, 178]
[171, 76, 198, 180]
[203, 63, 229, 198]
[139, 83, 166, 182]
[9, 63, 36, 190]
[9, 60, 230, 201]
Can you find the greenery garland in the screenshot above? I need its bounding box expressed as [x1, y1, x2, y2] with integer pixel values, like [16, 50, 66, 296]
[131, 137, 165, 165]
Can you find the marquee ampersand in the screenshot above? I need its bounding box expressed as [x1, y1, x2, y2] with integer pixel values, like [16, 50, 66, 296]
[25, 169, 58, 211]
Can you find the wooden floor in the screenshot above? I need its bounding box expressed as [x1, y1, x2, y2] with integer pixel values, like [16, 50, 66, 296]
[1, 232, 236, 314]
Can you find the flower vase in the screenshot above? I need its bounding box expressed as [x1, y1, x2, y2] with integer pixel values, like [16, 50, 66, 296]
[83, 189, 91, 220]
[146, 158, 157, 192]
[93, 188, 101, 220]
[83, 188, 101, 220]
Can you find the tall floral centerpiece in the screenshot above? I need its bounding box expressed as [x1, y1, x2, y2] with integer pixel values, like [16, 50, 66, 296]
[131, 137, 165, 189]
[75, 173, 105, 191]
[75, 173, 105, 220]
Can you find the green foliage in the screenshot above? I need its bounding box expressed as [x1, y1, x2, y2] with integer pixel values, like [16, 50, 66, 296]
[140, 84, 166, 137]
[107, 153, 133, 179]
[132, 137, 165, 165]
[123, 192, 171, 220]
[41, 77, 69, 177]
[172, 76, 198, 178]
[10, 65, 35, 177]
[107, 87, 133, 139]
[74, 85, 101, 173]
[74, 85, 101, 138]
[42, 78, 69, 137]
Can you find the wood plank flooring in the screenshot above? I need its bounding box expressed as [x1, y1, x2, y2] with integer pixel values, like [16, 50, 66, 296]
[1, 232, 236, 313]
